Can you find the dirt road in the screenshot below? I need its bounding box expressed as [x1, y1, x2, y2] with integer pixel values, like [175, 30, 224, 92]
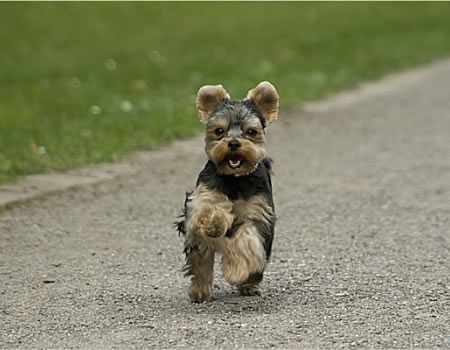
[1, 60, 449, 349]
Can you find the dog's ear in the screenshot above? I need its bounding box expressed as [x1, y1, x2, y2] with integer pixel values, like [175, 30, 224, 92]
[246, 81, 279, 125]
[196, 84, 230, 123]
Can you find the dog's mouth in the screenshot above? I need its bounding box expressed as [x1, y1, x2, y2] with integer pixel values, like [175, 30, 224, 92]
[226, 154, 243, 169]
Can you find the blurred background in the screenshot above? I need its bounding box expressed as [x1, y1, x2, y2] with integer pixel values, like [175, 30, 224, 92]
[1, 2, 450, 184]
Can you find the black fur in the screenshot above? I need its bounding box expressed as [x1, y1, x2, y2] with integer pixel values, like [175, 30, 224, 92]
[197, 158, 273, 203]
[174, 192, 192, 236]
[182, 242, 198, 277]
[244, 272, 264, 285]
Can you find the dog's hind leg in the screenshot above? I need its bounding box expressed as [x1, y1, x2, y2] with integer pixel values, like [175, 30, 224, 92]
[238, 271, 264, 296]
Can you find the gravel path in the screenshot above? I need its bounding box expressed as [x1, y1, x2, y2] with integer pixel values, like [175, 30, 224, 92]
[1, 61, 449, 349]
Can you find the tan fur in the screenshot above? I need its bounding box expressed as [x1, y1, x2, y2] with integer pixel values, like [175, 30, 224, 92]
[205, 119, 230, 141]
[186, 184, 234, 241]
[246, 81, 279, 124]
[188, 246, 215, 303]
[218, 195, 274, 285]
[219, 223, 266, 285]
[232, 194, 274, 226]
[205, 137, 266, 176]
[196, 85, 230, 123]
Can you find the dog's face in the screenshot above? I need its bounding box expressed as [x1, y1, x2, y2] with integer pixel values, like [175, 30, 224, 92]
[196, 82, 279, 176]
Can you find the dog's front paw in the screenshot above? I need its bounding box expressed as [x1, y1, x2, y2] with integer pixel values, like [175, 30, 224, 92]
[195, 206, 233, 238]
[189, 282, 212, 303]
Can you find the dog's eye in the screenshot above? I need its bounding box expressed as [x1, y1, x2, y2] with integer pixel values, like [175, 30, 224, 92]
[247, 129, 257, 136]
[214, 128, 224, 136]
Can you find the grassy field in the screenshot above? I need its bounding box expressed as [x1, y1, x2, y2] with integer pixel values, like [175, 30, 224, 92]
[1, 3, 450, 184]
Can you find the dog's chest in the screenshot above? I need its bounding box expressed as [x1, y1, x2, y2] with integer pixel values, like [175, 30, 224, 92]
[229, 194, 273, 223]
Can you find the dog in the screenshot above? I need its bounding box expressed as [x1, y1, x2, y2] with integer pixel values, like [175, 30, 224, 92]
[175, 81, 279, 303]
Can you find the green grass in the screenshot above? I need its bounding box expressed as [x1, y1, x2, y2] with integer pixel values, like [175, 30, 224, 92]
[1, 3, 450, 184]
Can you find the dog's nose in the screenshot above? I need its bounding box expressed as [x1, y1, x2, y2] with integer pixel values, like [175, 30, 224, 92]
[228, 140, 241, 150]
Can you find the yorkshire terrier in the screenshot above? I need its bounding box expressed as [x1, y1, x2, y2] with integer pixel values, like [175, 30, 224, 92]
[176, 81, 279, 303]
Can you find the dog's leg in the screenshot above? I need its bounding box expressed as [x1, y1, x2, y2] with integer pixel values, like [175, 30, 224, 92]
[183, 184, 233, 302]
[220, 223, 266, 287]
[192, 205, 234, 238]
[185, 245, 215, 303]
[186, 184, 234, 239]
[220, 195, 274, 292]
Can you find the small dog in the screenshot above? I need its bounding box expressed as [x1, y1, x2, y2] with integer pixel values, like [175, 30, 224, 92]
[176, 81, 279, 303]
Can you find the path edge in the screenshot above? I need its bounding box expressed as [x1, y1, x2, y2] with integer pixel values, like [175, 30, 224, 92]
[1, 58, 449, 210]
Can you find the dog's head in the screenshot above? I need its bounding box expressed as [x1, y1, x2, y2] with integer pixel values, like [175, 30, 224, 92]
[196, 82, 279, 176]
